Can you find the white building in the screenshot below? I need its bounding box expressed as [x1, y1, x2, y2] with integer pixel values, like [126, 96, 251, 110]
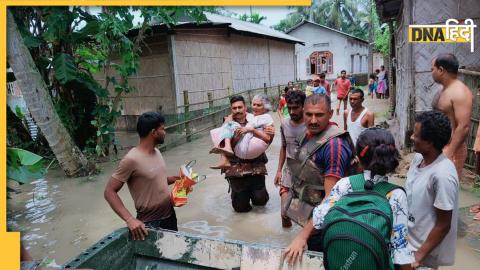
[286, 20, 369, 80]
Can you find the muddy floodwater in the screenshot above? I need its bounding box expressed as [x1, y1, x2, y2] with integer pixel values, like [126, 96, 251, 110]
[8, 97, 480, 268]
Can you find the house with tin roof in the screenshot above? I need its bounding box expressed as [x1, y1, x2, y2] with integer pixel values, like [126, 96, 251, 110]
[97, 12, 304, 129]
[286, 20, 369, 80]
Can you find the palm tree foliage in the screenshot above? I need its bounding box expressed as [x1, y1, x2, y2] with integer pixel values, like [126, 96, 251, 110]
[275, 0, 370, 41]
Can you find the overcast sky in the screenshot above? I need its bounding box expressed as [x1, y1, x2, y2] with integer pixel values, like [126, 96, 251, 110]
[224, 6, 292, 27]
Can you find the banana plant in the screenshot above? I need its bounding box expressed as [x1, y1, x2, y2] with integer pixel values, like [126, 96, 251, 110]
[7, 148, 48, 198]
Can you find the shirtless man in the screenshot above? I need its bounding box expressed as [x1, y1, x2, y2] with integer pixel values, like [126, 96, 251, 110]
[431, 53, 473, 180]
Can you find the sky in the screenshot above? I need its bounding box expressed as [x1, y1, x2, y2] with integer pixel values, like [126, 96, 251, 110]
[223, 6, 292, 27]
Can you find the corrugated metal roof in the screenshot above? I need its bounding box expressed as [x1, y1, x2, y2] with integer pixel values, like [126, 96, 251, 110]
[286, 19, 368, 44]
[203, 12, 304, 44]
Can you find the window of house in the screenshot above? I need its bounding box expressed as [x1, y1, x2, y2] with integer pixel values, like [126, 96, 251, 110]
[307, 51, 333, 75]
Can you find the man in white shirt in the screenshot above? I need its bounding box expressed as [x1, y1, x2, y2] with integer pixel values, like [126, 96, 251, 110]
[406, 110, 459, 269]
[343, 88, 374, 146]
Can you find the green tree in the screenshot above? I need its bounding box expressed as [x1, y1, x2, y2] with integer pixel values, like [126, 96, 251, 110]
[238, 12, 267, 24]
[7, 9, 94, 177]
[274, 0, 368, 40]
[7, 7, 214, 175]
[273, 12, 304, 32]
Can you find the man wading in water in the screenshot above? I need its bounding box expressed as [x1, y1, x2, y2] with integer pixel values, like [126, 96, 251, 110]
[104, 112, 181, 240]
[222, 96, 275, 212]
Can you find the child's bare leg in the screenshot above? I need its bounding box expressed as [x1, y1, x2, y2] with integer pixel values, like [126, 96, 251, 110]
[210, 138, 234, 156]
[223, 138, 233, 152]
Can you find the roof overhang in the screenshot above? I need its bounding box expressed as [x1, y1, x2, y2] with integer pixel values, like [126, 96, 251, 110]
[375, 0, 403, 22]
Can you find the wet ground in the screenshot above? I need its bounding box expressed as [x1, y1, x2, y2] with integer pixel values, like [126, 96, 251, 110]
[8, 95, 480, 268]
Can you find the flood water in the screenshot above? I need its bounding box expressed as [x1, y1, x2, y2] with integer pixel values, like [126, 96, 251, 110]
[7, 97, 480, 268]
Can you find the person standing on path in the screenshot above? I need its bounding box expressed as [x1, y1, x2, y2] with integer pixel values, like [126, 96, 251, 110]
[318, 72, 331, 96]
[221, 95, 275, 213]
[343, 88, 374, 145]
[407, 110, 459, 269]
[104, 112, 181, 240]
[334, 70, 351, 115]
[311, 75, 326, 95]
[274, 90, 306, 228]
[431, 53, 473, 182]
[377, 65, 388, 99]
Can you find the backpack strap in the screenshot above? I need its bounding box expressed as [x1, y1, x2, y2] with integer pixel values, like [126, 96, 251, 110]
[295, 125, 348, 161]
[372, 181, 405, 197]
[348, 173, 365, 192]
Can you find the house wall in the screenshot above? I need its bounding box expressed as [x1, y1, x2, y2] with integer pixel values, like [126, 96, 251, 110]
[373, 52, 385, 72]
[389, 0, 480, 147]
[268, 40, 296, 86]
[174, 31, 295, 109]
[95, 34, 174, 130]
[230, 35, 295, 92]
[98, 27, 297, 126]
[289, 23, 368, 80]
[173, 28, 233, 111]
[230, 35, 269, 92]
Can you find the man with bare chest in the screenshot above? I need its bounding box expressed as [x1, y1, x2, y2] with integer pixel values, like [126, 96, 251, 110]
[431, 53, 473, 180]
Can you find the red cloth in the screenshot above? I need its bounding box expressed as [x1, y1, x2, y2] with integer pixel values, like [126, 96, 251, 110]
[278, 97, 286, 110]
[334, 78, 351, 98]
[279, 186, 289, 196]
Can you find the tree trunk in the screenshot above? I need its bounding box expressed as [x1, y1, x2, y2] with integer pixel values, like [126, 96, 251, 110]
[7, 10, 94, 177]
[368, 0, 374, 76]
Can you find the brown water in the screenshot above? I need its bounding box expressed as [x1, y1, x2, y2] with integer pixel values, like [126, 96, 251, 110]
[8, 97, 480, 268]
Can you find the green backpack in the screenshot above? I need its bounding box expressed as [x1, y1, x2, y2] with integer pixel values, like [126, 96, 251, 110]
[321, 174, 403, 270]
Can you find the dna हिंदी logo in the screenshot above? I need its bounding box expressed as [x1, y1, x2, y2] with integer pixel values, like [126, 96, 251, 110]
[408, 19, 477, 52]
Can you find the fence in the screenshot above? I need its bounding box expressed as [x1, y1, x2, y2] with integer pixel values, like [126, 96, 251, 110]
[158, 82, 304, 151]
[462, 69, 480, 171]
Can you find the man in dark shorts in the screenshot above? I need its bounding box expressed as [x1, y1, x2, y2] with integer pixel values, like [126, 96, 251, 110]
[223, 95, 275, 212]
[104, 112, 180, 240]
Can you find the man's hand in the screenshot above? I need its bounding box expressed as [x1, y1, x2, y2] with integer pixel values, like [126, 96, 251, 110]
[264, 125, 275, 137]
[283, 235, 307, 266]
[411, 250, 425, 269]
[274, 170, 282, 187]
[235, 127, 254, 136]
[126, 217, 148, 241]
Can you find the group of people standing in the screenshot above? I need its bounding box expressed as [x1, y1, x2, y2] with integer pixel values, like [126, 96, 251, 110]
[367, 65, 389, 99]
[103, 53, 473, 270]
